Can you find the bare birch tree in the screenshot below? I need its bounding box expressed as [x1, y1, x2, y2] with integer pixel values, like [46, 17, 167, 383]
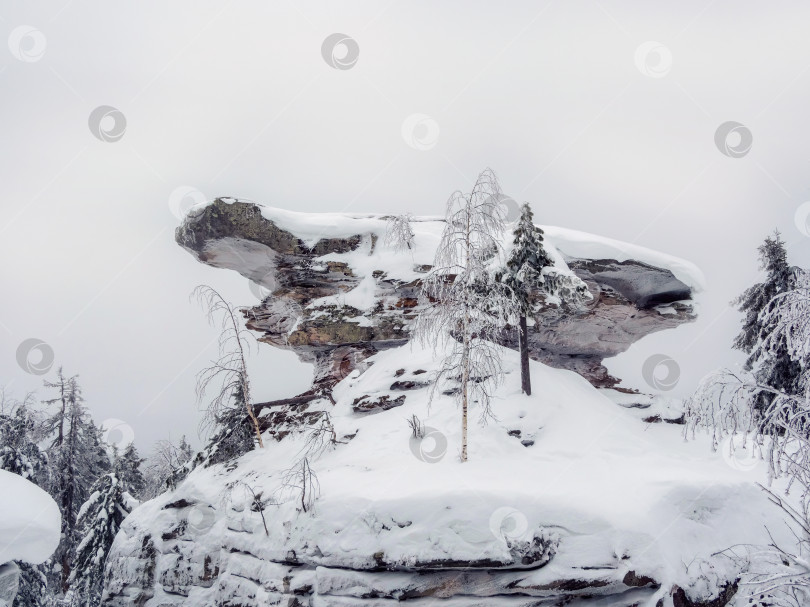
[194, 285, 264, 449]
[385, 213, 415, 252]
[414, 168, 518, 462]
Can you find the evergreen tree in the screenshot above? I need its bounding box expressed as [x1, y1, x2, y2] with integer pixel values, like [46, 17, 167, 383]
[0, 394, 53, 607]
[732, 231, 803, 416]
[11, 563, 48, 607]
[115, 443, 145, 498]
[501, 203, 589, 395]
[0, 401, 47, 483]
[43, 375, 111, 592]
[177, 435, 194, 463]
[67, 473, 134, 607]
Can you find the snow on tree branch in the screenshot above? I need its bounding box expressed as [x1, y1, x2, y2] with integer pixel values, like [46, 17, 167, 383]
[414, 168, 519, 461]
[384, 213, 415, 252]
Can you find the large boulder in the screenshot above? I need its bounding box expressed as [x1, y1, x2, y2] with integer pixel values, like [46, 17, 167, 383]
[176, 199, 701, 390]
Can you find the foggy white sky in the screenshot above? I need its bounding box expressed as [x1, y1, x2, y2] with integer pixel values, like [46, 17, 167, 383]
[2, 1, 809, 451]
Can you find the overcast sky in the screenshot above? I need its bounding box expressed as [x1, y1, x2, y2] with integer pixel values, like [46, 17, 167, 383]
[2, 1, 809, 452]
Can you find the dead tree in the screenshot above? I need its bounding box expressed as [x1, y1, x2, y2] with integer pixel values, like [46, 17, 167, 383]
[193, 285, 264, 448]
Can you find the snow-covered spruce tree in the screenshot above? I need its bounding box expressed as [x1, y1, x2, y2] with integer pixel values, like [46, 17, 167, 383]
[0, 393, 52, 607]
[43, 374, 111, 592]
[67, 473, 135, 607]
[194, 285, 264, 448]
[0, 396, 47, 483]
[686, 271, 810, 605]
[385, 213, 415, 252]
[732, 231, 803, 417]
[12, 563, 48, 607]
[177, 435, 194, 463]
[114, 443, 145, 499]
[414, 168, 517, 462]
[500, 203, 589, 395]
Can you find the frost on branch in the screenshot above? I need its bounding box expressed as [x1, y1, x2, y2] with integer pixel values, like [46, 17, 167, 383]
[414, 168, 519, 461]
[385, 213, 415, 252]
[686, 270, 810, 606]
[193, 285, 264, 450]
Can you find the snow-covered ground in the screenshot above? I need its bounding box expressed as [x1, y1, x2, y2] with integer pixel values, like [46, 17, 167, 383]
[0, 470, 61, 565]
[113, 341, 785, 605]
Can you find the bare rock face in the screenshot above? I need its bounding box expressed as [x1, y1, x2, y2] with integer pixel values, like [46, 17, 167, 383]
[176, 199, 697, 390]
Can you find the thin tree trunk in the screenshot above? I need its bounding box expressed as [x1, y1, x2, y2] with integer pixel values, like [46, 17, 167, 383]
[461, 310, 470, 462]
[519, 315, 531, 395]
[245, 396, 264, 449]
[460, 203, 472, 463]
[227, 305, 264, 449]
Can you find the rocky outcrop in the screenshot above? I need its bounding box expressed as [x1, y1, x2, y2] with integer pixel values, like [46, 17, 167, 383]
[97, 200, 747, 607]
[176, 199, 697, 390]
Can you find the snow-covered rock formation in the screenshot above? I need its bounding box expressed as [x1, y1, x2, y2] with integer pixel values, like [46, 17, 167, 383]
[175, 199, 705, 390]
[0, 470, 61, 606]
[102, 343, 783, 607]
[98, 200, 781, 607]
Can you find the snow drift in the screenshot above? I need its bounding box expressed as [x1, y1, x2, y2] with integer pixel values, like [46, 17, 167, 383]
[102, 343, 782, 606]
[0, 469, 61, 565]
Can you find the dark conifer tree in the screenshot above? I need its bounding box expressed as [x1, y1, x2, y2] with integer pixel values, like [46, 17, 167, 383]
[43, 375, 111, 592]
[115, 443, 145, 498]
[0, 402, 47, 483]
[733, 231, 803, 416]
[11, 562, 48, 607]
[502, 203, 554, 395]
[501, 203, 589, 395]
[0, 396, 52, 607]
[67, 473, 134, 607]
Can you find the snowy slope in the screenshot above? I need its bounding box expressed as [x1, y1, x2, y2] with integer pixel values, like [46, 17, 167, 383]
[107, 343, 783, 606]
[0, 470, 61, 565]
